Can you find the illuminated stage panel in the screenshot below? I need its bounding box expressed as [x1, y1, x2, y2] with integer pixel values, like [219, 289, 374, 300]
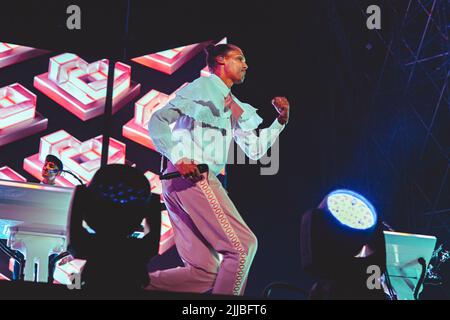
[60, 135, 126, 182]
[123, 83, 188, 150]
[132, 43, 205, 75]
[23, 130, 127, 187]
[0, 42, 48, 69]
[0, 273, 9, 281]
[34, 53, 141, 121]
[0, 166, 26, 182]
[53, 258, 86, 286]
[0, 83, 48, 147]
[159, 210, 175, 255]
[0, 83, 35, 129]
[144, 170, 174, 254]
[123, 89, 170, 150]
[144, 170, 163, 195]
[200, 38, 227, 77]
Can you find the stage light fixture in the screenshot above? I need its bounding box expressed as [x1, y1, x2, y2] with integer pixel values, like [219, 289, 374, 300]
[301, 189, 381, 277]
[300, 189, 387, 299]
[319, 189, 377, 230]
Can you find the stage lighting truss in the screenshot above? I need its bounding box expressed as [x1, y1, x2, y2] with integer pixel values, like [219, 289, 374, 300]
[324, 189, 377, 230]
[34, 53, 141, 121]
[24, 130, 127, 187]
[0, 83, 48, 147]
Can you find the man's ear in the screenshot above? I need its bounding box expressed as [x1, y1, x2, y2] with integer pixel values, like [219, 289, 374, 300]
[215, 55, 226, 66]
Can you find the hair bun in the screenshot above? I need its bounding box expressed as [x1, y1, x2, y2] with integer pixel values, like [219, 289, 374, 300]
[204, 44, 216, 54]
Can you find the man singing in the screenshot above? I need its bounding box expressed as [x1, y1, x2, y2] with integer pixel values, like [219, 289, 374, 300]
[147, 43, 290, 295]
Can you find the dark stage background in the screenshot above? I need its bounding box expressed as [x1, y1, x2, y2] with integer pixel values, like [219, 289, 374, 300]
[0, 0, 448, 298]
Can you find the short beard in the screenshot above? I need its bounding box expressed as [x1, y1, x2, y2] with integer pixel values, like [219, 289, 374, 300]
[235, 77, 245, 84]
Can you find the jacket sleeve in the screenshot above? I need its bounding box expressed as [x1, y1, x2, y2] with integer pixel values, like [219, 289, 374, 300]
[148, 101, 185, 164]
[233, 119, 285, 160]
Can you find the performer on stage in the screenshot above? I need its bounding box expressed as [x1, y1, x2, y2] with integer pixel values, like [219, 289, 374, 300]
[147, 43, 290, 295]
[41, 154, 63, 185]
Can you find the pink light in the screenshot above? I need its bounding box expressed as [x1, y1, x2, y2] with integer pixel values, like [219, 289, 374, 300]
[0, 83, 48, 147]
[144, 170, 174, 254]
[9, 257, 15, 273]
[144, 170, 163, 195]
[159, 210, 174, 254]
[135, 90, 170, 127]
[0, 83, 36, 130]
[0, 43, 18, 55]
[0, 166, 27, 182]
[38, 129, 81, 163]
[24, 130, 127, 187]
[122, 89, 169, 150]
[60, 135, 126, 182]
[34, 53, 140, 121]
[53, 258, 86, 286]
[123, 84, 187, 150]
[132, 43, 205, 75]
[0, 272, 10, 281]
[0, 42, 48, 69]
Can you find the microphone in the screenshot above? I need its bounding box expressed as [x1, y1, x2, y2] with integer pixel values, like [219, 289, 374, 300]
[160, 164, 209, 180]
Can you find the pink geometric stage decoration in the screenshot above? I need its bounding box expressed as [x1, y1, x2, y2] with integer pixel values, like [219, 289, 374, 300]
[158, 210, 175, 255]
[122, 83, 187, 150]
[0, 273, 10, 281]
[34, 53, 141, 121]
[0, 42, 48, 69]
[23, 130, 127, 187]
[144, 170, 174, 255]
[53, 258, 86, 286]
[132, 42, 205, 75]
[0, 83, 48, 147]
[145, 170, 163, 195]
[122, 89, 170, 150]
[200, 38, 228, 77]
[0, 166, 27, 182]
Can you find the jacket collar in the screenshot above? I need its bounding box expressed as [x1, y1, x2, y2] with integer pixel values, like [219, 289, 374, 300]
[209, 74, 231, 98]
